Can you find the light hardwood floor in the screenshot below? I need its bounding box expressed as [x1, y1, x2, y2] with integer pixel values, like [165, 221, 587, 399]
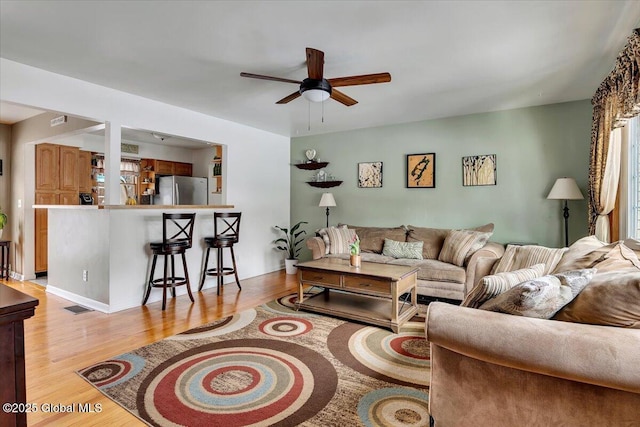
[2, 271, 297, 426]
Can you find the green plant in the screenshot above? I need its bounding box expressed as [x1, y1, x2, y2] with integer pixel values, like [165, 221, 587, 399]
[273, 221, 308, 260]
[349, 235, 360, 256]
[0, 208, 6, 230]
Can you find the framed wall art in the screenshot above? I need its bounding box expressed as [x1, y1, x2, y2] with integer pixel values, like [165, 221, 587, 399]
[358, 162, 383, 188]
[406, 153, 435, 188]
[462, 154, 496, 186]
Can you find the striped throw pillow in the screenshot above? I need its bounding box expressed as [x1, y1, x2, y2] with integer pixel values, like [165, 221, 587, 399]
[493, 245, 568, 275]
[327, 227, 357, 255]
[438, 229, 493, 267]
[462, 263, 545, 308]
[317, 225, 348, 255]
[382, 239, 424, 259]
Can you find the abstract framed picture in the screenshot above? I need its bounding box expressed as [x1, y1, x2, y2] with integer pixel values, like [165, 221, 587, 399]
[406, 153, 435, 188]
[462, 154, 497, 186]
[358, 162, 383, 188]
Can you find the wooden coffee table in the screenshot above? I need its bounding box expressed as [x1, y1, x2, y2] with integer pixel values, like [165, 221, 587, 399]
[295, 258, 419, 333]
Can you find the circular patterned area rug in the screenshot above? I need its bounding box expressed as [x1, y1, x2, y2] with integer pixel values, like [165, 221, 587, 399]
[78, 300, 428, 426]
[136, 339, 337, 426]
[327, 321, 430, 386]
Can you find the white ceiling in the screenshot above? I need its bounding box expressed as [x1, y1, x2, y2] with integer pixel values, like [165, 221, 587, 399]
[1, 1, 639, 137]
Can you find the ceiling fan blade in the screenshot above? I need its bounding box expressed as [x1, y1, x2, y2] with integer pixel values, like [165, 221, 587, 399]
[330, 89, 358, 106]
[306, 48, 324, 80]
[328, 72, 391, 87]
[276, 91, 302, 104]
[240, 72, 301, 85]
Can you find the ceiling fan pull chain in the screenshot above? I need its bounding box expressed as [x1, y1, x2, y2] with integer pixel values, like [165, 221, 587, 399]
[322, 99, 325, 123]
[308, 100, 311, 131]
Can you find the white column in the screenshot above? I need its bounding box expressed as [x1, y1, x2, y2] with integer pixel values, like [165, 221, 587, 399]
[104, 121, 122, 205]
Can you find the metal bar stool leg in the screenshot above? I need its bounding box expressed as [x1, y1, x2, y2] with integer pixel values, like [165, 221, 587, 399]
[182, 252, 195, 302]
[170, 255, 177, 298]
[162, 254, 169, 311]
[230, 246, 241, 290]
[143, 254, 158, 305]
[217, 247, 223, 296]
[199, 247, 210, 291]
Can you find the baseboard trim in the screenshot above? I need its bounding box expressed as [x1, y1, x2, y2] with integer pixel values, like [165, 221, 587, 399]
[46, 285, 110, 313]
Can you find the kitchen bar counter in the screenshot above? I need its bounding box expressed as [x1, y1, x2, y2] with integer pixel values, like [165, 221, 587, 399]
[39, 204, 237, 313]
[33, 204, 234, 209]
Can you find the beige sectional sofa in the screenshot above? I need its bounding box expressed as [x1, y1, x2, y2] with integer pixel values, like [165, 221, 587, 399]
[306, 224, 504, 301]
[425, 237, 640, 426]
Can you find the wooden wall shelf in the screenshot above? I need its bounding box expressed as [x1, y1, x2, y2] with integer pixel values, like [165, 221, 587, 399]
[295, 162, 329, 170]
[307, 181, 343, 188]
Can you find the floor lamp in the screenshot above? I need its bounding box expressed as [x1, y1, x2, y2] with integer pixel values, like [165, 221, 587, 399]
[319, 193, 336, 227]
[547, 177, 584, 247]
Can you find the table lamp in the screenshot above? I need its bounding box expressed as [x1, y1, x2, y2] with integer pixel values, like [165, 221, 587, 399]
[547, 177, 584, 247]
[319, 193, 336, 227]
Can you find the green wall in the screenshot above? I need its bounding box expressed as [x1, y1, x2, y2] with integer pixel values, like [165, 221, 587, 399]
[291, 100, 592, 259]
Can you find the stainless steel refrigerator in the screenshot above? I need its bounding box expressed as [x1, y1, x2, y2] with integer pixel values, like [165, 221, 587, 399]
[154, 176, 208, 205]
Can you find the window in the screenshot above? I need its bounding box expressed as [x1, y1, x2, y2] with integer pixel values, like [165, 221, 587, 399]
[626, 116, 640, 238]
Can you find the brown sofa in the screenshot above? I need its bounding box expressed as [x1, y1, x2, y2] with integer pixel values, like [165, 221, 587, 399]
[425, 237, 640, 426]
[306, 224, 504, 301]
[426, 302, 640, 426]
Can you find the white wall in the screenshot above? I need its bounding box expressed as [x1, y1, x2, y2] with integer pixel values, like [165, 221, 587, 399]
[1, 58, 290, 281]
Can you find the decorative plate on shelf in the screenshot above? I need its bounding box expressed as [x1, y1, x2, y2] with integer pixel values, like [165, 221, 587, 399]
[305, 149, 317, 161]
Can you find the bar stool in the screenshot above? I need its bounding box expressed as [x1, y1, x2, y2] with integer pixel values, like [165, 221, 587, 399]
[143, 213, 196, 310]
[199, 212, 242, 295]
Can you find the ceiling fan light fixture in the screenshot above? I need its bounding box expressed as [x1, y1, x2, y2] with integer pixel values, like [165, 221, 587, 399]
[300, 78, 331, 102]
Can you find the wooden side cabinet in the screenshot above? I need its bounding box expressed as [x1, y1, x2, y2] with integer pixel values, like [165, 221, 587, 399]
[59, 146, 79, 191]
[0, 285, 39, 427]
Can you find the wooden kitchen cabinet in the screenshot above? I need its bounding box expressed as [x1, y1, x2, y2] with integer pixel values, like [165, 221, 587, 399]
[34, 143, 79, 273]
[155, 160, 175, 175]
[34, 192, 57, 273]
[78, 151, 93, 193]
[174, 162, 193, 176]
[35, 144, 59, 191]
[59, 146, 79, 191]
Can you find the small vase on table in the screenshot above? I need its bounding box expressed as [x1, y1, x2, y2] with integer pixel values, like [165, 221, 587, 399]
[349, 236, 361, 268]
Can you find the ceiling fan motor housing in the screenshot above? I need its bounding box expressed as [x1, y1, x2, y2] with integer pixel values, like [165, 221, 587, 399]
[299, 78, 332, 97]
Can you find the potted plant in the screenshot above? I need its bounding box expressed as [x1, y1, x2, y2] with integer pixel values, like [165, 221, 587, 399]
[0, 207, 6, 240]
[273, 221, 308, 274]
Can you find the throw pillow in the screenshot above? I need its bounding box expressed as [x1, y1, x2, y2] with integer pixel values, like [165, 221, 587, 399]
[567, 241, 640, 273]
[462, 263, 545, 308]
[407, 223, 494, 260]
[552, 235, 606, 273]
[382, 239, 424, 259]
[326, 226, 357, 255]
[317, 225, 348, 255]
[553, 270, 640, 328]
[479, 269, 596, 319]
[438, 229, 493, 267]
[492, 244, 568, 275]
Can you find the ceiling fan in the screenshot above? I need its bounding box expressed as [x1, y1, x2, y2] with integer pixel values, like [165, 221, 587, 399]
[240, 47, 391, 106]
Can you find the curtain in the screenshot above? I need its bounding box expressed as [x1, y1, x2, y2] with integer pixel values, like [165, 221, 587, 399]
[588, 28, 640, 240]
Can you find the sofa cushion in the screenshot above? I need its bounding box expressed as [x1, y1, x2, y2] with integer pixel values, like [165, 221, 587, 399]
[382, 239, 423, 259]
[479, 269, 595, 319]
[552, 235, 607, 273]
[340, 224, 407, 254]
[493, 244, 567, 275]
[462, 263, 545, 308]
[438, 229, 493, 267]
[388, 258, 466, 283]
[326, 226, 357, 255]
[553, 270, 640, 328]
[407, 223, 494, 260]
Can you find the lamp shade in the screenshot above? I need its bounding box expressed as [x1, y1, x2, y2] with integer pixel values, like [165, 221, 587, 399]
[319, 192, 336, 207]
[546, 177, 584, 200]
